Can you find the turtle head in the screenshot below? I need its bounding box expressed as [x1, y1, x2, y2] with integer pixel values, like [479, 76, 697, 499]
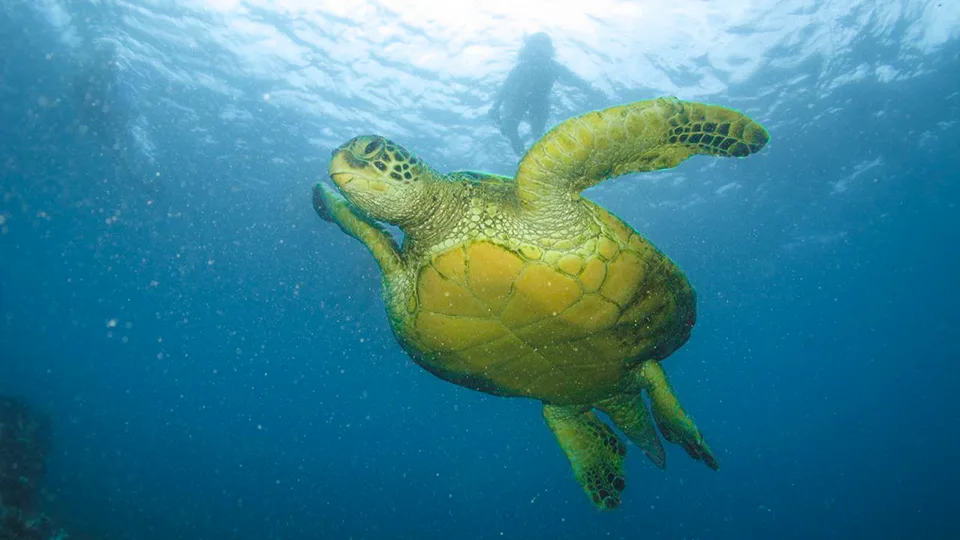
[329, 135, 433, 225]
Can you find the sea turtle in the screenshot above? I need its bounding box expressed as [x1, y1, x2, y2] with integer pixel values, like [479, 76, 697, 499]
[312, 97, 769, 509]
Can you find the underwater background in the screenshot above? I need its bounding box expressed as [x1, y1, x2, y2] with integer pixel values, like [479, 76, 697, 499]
[1, 0, 958, 538]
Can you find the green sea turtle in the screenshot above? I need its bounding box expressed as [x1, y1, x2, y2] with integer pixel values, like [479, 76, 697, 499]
[312, 97, 768, 509]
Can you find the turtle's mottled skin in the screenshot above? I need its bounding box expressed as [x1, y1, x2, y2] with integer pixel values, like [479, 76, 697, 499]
[313, 97, 769, 509]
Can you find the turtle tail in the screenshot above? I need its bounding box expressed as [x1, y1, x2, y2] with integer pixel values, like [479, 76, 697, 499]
[595, 393, 666, 469]
[597, 362, 718, 471]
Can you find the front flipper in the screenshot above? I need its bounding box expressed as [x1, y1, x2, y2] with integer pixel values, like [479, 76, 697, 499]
[542, 404, 626, 510]
[514, 97, 769, 211]
[596, 394, 666, 469]
[637, 361, 718, 471]
[313, 183, 402, 276]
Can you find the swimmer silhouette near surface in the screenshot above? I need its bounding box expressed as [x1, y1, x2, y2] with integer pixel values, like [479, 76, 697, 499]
[73, 40, 160, 193]
[488, 32, 605, 157]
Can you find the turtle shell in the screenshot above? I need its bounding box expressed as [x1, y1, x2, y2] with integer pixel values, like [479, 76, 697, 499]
[395, 207, 696, 405]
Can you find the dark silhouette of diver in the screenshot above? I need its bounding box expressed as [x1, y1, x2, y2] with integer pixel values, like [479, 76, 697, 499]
[488, 32, 604, 157]
[73, 40, 160, 192]
[74, 42, 127, 152]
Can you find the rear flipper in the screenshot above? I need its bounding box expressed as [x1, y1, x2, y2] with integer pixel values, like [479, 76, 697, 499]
[542, 405, 627, 510]
[638, 361, 719, 470]
[596, 394, 666, 469]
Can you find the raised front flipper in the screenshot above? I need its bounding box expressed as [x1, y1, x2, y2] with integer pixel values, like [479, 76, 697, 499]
[596, 393, 666, 469]
[543, 404, 627, 510]
[637, 361, 718, 471]
[313, 182, 402, 276]
[514, 97, 769, 211]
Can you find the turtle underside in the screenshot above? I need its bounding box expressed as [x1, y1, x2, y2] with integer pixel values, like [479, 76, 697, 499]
[391, 200, 696, 405]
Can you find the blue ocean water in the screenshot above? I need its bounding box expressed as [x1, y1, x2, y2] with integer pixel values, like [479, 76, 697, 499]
[1, 0, 958, 538]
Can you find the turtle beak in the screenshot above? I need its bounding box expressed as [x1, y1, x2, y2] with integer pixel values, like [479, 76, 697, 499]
[329, 148, 391, 194]
[329, 148, 360, 188]
[330, 171, 354, 188]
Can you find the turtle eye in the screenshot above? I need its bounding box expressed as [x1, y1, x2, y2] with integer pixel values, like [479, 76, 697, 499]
[363, 139, 383, 155]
